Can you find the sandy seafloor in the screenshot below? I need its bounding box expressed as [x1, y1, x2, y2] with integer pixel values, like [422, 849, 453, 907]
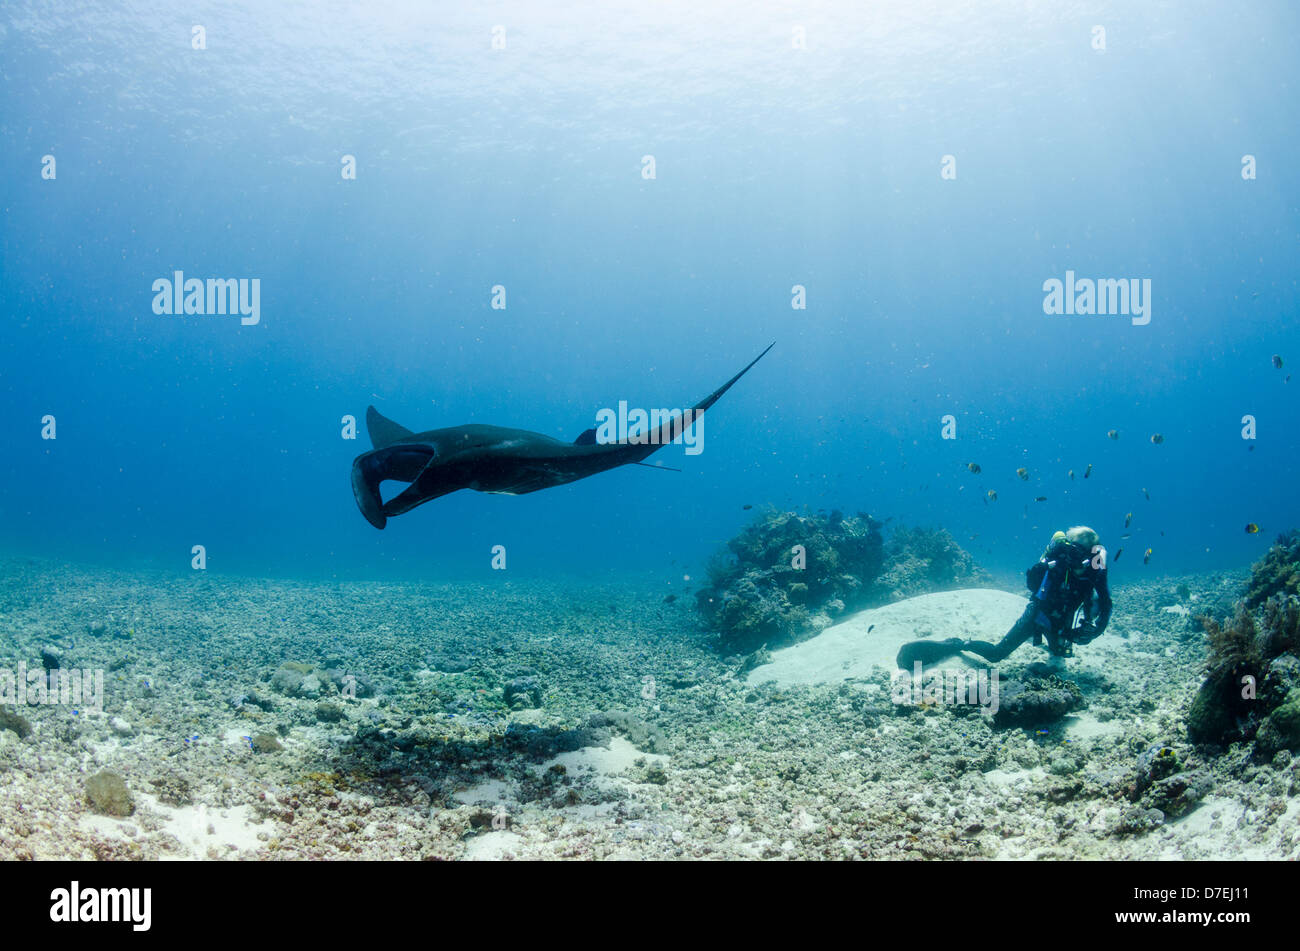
[1, 557, 1297, 861]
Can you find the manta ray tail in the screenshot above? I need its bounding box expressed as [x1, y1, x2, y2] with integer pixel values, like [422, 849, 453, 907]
[638, 341, 776, 448]
[693, 342, 775, 415]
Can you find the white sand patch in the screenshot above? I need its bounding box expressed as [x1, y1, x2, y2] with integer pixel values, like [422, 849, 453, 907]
[549, 737, 671, 832]
[454, 736, 669, 828]
[747, 589, 1028, 686]
[150, 799, 264, 858]
[1062, 712, 1125, 741]
[222, 727, 253, 748]
[538, 735, 667, 778]
[464, 830, 527, 860]
[79, 792, 264, 859]
[1155, 796, 1300, 861]
[982, 767, 1047, 789]
[453, 778, 513, 805]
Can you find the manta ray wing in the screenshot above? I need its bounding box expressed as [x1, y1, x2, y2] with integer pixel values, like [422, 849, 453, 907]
[366, 406, 416, 449]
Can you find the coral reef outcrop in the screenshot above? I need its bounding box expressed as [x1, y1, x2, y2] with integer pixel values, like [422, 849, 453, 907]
[695, 509, 987, 653]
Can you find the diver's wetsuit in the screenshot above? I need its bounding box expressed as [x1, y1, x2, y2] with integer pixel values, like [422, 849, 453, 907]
[963, 541, 1112, 663]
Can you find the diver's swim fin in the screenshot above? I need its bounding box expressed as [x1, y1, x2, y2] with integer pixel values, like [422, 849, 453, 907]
[896, 638, 969, 669]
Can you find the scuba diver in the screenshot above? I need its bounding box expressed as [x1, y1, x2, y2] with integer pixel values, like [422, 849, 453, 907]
[897, 526, 1112, 668]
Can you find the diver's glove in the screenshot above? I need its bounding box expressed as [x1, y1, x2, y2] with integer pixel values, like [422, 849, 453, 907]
[1073, 621, 1101, 644]
[1046, 630, 1074, 657]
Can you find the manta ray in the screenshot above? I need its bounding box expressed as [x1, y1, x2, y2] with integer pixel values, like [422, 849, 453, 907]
[351, 343, 774, 529]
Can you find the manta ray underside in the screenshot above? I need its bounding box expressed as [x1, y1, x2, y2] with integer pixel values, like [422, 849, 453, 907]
[350, 343, 774, 529]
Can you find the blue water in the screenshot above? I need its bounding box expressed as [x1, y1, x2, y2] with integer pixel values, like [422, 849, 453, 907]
[3, 0, 1298, 584]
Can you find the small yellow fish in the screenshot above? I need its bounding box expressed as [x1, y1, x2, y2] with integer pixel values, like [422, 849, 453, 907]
[987, 489, 998, 502]
[1068, 469, 1075, 480]
[967, 462, 981, 474]
[1016, 467, 1029, 481]
[1034, 496, 1047, 502]
[1107, 430, 1119, 440]
[1273, 354, 1284, 369]
[1150, 433, 1164, 445]
[1084, 463, 1093, 479]
[1245, 523, 1260, 534]
[1124, 512, 1133, 528]
[1143, 547, 1153, 564]
[1143, 488, 1150, 500]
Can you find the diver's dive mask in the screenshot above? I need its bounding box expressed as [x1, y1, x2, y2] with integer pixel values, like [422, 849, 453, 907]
[1066, 543, 1093, 574]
